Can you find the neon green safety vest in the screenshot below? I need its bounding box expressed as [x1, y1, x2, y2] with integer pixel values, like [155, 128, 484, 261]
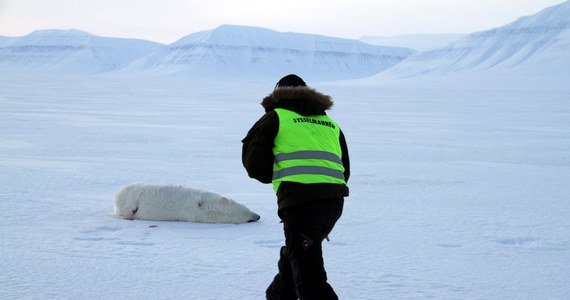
[272, 108, 346, 192]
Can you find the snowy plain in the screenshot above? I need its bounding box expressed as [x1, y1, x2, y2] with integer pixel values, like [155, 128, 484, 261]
[1, 72, 569, 299]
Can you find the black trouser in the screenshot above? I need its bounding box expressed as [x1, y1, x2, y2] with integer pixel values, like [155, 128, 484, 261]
[266, 197, 344, 300]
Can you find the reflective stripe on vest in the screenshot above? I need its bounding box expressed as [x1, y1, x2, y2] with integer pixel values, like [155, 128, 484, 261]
[272, 108, 345, 192]
[272, 165, 345, 181]
[274, 150, 343, 165]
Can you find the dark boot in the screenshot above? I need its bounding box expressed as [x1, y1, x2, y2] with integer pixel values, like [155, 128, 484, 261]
[282, 198, 343, 300]
[266, 246, 298, 300]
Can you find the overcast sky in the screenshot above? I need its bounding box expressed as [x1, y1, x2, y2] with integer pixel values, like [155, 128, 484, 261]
[0, 0, 565, 44]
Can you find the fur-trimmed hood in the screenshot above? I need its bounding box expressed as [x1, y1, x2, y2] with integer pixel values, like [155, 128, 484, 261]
[261, 86, 334, 116]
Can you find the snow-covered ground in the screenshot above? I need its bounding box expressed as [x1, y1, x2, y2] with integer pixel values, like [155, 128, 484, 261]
[1, 74, 569, 299]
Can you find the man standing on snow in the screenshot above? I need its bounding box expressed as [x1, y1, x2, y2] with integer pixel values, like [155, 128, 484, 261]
[242, 74, 350, 300]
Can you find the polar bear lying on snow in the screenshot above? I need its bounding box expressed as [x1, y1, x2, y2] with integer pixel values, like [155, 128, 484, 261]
[114, 183, 260, 224]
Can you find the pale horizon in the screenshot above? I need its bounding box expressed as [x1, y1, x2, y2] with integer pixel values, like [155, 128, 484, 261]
[0, 0, 566, 44]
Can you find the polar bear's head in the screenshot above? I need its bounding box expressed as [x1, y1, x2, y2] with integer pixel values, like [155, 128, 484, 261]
[113, 184, 145, 220]
[198, 196, 260, 224]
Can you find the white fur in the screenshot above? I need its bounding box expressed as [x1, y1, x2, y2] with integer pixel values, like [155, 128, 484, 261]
[114, 183, 260, 224]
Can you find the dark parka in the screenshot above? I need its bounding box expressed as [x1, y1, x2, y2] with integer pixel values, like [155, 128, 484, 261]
[241, 86, 350, 210]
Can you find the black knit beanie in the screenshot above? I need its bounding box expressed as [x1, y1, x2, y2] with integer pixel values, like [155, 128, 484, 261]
[275, 74, 307, 88]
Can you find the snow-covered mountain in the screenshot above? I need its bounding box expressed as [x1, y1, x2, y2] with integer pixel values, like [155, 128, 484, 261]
[118, 25, 415, 81]
[4, 0, 568, 82]
[0, 29, 164, 75]
[0, 35, 19, 47]
[360, 33, 466, 52]
[375, 1, 570, 79]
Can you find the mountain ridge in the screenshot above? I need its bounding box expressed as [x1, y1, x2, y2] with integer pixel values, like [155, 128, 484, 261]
[360, 33, 467, 52]
[371, 1, 570, 79]
[122, 24, 415, 80]
[0, 25, 414, 80]
[0, 29, 164, 74]
[1, 1, 569, 81]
